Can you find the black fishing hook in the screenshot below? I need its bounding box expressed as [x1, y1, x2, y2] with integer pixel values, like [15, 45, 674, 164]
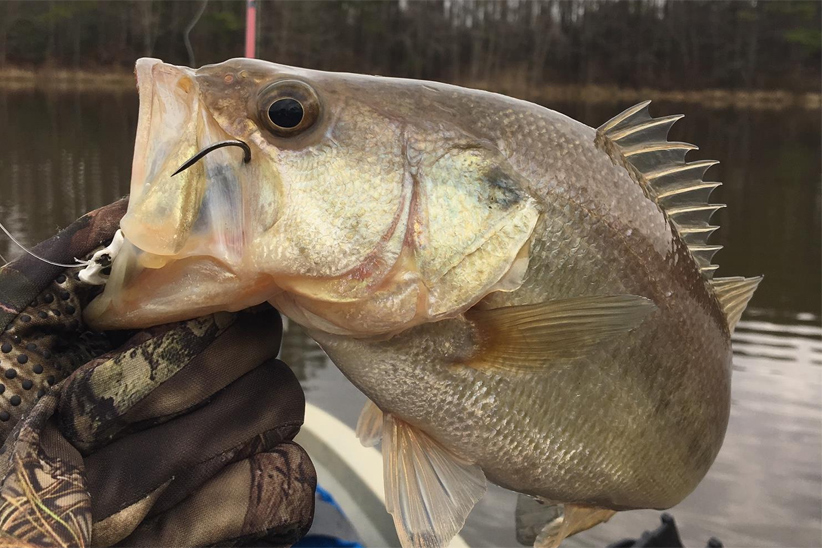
[172, 140, 252, 176]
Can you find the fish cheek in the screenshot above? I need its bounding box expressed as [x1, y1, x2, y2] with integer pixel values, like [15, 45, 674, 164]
[246, 159, 282, 238]
[251, 106, 407, 281]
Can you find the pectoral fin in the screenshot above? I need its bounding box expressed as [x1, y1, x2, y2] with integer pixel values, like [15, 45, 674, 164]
[383, 413, 486, 548]
[466, 295, 655, 371]
[515, 495, 615, 548]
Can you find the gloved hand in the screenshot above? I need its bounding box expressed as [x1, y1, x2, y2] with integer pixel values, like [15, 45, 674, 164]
[0, 199, 316, 547]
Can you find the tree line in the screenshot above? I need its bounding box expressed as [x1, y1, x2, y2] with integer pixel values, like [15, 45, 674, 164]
[1, 0, 819, 93]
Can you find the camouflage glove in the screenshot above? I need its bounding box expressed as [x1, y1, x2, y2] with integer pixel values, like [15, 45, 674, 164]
[0, 200, 316, 547]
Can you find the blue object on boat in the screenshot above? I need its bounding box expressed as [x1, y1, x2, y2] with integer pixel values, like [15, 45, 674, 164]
[295, 485, 365, 548]
[316, 485, 340, 506]
[295, 535, 363, 548]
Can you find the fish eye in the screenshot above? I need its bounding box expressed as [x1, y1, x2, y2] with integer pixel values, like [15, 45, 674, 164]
[269, 98, 303, 128]
[257, 80, 320, 137]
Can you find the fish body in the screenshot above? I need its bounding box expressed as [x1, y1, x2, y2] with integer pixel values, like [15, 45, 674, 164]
[85, 58, 760, 547]
[314, 104, 728, 505]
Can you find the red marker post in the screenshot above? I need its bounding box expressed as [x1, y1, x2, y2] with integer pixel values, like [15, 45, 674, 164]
[245, 0, 257, 59]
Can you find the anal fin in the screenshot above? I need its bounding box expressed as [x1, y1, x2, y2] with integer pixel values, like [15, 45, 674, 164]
[383, 413, 487, 548]
[516, 494, 563, 546]
[516, 495, 615, 548]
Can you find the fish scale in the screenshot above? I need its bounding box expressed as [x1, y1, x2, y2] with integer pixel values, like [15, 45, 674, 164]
[310, 90, 734, 522]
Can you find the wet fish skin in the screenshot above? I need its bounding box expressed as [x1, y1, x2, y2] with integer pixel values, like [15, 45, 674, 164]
[83, 58, 759, 547]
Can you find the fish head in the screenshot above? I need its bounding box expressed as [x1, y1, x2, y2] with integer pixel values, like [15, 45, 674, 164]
[86, 58, 539, 333]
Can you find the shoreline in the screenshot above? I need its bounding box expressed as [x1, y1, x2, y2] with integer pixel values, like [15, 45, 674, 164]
[466, 80, 822, 111]
[0, 67, 135, 91]
[1, 67, 819, 110]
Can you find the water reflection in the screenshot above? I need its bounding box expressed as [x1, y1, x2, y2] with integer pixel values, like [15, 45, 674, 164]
[564, 318, 822, 548]
[1, 89, 819, 547]
[280, 316, 822, 548]
[0, 90, 137, 257]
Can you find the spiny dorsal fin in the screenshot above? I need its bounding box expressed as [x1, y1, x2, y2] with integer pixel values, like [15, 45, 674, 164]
[711, 276, 763, 333]
[596, 101, 725, 280]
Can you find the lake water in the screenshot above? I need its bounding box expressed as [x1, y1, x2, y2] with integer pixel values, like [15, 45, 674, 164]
[1, 88, 819, 548]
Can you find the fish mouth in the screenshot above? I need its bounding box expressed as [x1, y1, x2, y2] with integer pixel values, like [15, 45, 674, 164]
[125, 59, 259, 266]
[85, 58, 275, 330]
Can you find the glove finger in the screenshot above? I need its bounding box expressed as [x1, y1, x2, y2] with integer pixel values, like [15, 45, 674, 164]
[0, 390, 92, 547]
[115, 443, 315, 548]
[84, 358, 304, 526]
[0, 270, 116, 443]
[0, 198, 127, 332]
[58, 307, 282, 453]
[90, 427, 286, 548]
[143, 416, 285, 519]
[0, 198, 128, 443]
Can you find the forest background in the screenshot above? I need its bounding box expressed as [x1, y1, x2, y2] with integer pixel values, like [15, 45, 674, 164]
[1, 0, 819, 107]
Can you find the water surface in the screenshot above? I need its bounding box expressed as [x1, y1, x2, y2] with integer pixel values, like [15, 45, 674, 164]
[1, 89, 819, 548]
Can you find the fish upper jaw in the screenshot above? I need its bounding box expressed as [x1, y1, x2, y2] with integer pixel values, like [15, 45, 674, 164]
[124, 58, 203, 257]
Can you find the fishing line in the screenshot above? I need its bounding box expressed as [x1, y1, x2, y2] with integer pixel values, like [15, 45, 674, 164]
[172, 140, 252, 176]
[0, 220, 88, 269]
[184, 0, 209, 68]
[0, 138, 249, 270]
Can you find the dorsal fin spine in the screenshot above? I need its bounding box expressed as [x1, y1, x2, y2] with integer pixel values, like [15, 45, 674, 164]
[623, 142, 698, 173]
[608, 115, 684, 146]
[700, 265, 720, 279]
[597, 100, 651, 134]
[595, 101, 726, 280]
[597, 101, 761, 318]
[689, 245, 723, 268]
[678, 225, 720, 246]
[656, 183, 721, 204]
[609, 115, 682, 139]
[624, 141, 698, 156]
[668, 204, 725, 227]
[646, 160, 719, 182]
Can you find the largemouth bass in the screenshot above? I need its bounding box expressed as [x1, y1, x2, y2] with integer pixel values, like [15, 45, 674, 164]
[84, 58, 761, 548]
